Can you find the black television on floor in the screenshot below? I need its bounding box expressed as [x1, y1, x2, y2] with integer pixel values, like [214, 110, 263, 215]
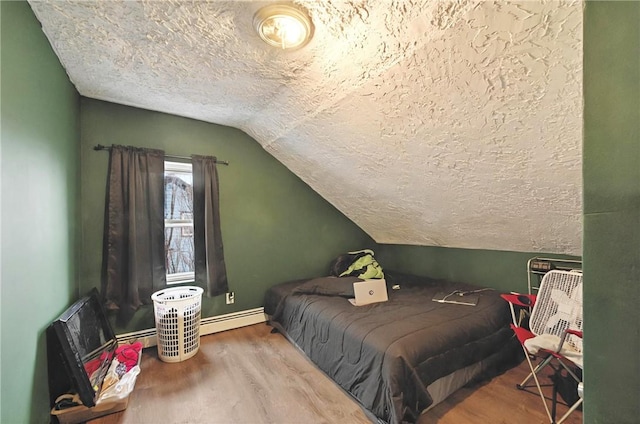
[47, 288, 117, 408]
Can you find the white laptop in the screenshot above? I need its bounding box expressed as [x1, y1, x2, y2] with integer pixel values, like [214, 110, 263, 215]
[348, 279, 388, 306]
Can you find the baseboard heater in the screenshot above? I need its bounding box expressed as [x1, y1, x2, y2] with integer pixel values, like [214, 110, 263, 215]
[116, 307, 267, 348]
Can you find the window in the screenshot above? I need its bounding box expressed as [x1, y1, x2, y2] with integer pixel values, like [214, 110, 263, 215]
[164, 161, 194, 284]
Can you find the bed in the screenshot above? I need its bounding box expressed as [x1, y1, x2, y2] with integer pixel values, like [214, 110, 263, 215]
[263, 271, 521, 424]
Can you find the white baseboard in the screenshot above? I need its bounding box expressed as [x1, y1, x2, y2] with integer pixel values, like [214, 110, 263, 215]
[116, 307, 267, 348]
[200, 307, 267, 335]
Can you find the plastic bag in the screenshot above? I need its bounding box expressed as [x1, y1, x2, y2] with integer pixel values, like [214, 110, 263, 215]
[96, 365, 140, 403]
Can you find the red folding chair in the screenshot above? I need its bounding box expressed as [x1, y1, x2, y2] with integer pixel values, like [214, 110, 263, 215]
[502, 270, 583, 424]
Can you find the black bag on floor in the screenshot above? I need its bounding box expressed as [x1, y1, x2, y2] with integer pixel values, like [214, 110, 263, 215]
[550, 366, 583, 409]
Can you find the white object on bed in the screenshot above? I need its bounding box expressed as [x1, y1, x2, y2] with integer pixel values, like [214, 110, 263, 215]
[349, 279, 388, 306]
[432, 291, 479, 306]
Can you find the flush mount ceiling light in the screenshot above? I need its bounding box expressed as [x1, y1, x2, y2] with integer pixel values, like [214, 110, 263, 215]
[253, 4, 314, 50]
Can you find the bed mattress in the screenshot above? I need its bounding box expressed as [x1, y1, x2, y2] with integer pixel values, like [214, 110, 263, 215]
[264, 271, 521, 424]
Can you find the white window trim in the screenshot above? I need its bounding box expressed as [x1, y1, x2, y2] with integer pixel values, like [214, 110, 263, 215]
[165, 221, 193, 227]
[165, 161, 195, 285]
[166, 161, 192, 173]
[166, 271, 195, 285]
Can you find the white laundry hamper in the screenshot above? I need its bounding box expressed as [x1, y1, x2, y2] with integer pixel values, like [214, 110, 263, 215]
[151, 286, 204, 363]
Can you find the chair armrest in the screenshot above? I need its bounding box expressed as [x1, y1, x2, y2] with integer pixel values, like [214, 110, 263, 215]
[510, 323, 535, 345]
[566, 329, 583, 338]
[501, 293, 536, 308]
[557, 328, 583, 352]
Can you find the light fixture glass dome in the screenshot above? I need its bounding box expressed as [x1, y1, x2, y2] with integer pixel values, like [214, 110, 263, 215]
[254, 4, 313, 50]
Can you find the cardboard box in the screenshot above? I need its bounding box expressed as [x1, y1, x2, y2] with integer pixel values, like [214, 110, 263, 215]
[51, 352, 141, 424]
[51, 395, 130, 424]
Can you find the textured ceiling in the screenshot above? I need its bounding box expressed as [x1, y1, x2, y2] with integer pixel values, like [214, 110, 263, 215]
[29, 0, 584, 255]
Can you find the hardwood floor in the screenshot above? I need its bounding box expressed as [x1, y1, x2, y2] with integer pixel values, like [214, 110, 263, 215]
[92, 324, 582, 424]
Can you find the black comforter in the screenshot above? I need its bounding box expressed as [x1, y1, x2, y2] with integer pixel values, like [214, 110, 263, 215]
[264, 271, 520, 424]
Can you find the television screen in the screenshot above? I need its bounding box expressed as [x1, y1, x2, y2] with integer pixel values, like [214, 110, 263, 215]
[47, 288, 117, 407]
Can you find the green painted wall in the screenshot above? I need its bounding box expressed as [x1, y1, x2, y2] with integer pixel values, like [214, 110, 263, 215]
[79, 98, 376, 333]
[583, 2, 640, 422]
[0, 2, 80, 423]
[6, 2, 638, 422]
[376, 244, 578, 293]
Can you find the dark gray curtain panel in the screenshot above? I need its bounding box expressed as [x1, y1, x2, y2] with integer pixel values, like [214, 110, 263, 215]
[192, 155, 228, 297]
[102, 145, 166, 321]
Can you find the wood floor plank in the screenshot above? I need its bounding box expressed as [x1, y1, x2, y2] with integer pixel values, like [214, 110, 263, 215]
[91, 324, 582, 424]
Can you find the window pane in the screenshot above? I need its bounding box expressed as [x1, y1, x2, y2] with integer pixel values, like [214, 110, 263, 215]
[164, 168, 193, 220]
[165, 161, 194, 280]
[165, 226, 195, 274]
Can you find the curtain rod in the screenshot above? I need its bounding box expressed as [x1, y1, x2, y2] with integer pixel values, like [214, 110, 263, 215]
[93, 144, 229, 166]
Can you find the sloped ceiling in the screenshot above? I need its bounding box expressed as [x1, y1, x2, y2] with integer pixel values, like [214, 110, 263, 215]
[29, 0, 583, 255]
